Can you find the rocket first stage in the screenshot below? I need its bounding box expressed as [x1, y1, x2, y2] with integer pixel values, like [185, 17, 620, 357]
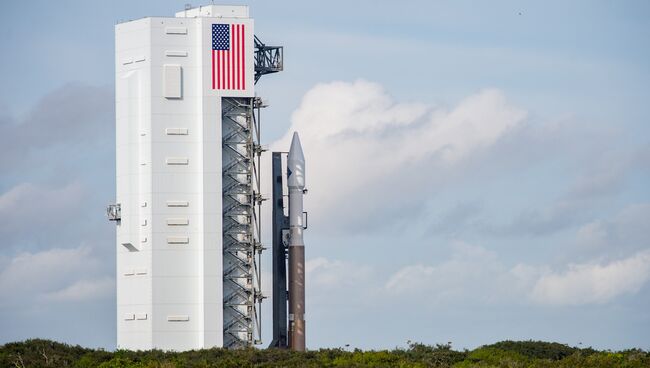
[287, 133, 306, 351]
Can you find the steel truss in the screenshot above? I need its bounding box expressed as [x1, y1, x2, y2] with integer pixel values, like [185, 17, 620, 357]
[222, 97, 266, 349]
[254, 36, 283, 84]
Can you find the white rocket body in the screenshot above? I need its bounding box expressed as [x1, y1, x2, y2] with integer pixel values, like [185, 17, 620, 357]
[287, 132, 306, 351]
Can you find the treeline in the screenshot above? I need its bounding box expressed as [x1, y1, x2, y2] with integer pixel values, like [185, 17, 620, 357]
[1, 339, 648, 367]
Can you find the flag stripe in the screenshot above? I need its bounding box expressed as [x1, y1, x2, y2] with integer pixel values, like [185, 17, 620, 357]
[233, 24, 238, 90]
[211, 50, 215, 90]
[241, 24, 245, 89]
[235, 25, 239, 90]
[230, 24, 234, 90]
[237, 24, 241, 90]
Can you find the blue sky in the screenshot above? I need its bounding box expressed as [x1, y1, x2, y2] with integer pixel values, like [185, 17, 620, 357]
[1, 0, 649, 351]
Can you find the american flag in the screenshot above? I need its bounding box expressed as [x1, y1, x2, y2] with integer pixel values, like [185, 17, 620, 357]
[212, 23, 246, 90]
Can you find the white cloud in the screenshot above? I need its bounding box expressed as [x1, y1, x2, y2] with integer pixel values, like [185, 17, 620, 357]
[498, 148, 650, 238]
[305, 257, 375, 308]
[384, 242, 531, 304]
[0, 182, 83, 214]
[0, 84, 113, 171]
[307, 257, 372, 289]
[575, 203, 650, 251]
[576, 220, 609, 248]
[43, 277, 114, 302]
[566, 147, 649, 201]
[0, 182, 86, 241]
[269, 80, 526, 232]
[385, 264, 434, 292]
[530, 249, 650, 305]
[613, 203, 650, 246]
[0, 246, 110, 306]
[380, 238, 650, 307]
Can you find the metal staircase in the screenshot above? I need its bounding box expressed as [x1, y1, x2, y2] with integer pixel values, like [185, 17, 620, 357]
[222, 34, 281, 349]
[222, 97, 265, 348]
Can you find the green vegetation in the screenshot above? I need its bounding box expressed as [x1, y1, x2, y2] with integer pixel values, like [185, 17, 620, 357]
[1, 339, 648, 367]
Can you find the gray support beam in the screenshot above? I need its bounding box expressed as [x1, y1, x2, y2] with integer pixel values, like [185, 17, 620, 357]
[269, 152, 289, 348]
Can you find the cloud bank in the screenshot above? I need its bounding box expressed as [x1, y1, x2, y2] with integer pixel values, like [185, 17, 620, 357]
[531, 249, 650, 305]
[0, 84, 115, 347]
[0, 247, 114, 307]
[271, 80, 526, 232]
[269, 80, 650, 314]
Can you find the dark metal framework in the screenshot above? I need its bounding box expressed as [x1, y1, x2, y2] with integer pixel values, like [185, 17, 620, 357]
[269, 152, 289, 348]
[254, 36, 283, 84]
[221, 97, 266, 348]
[220, 34, 282, 349]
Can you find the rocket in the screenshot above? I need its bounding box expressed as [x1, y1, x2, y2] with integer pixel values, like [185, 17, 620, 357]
[287, 132, 306, 351]
[269, 132, 307, 351]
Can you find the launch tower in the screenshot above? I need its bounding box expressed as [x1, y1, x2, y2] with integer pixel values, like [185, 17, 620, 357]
[108, 4, 282, 350]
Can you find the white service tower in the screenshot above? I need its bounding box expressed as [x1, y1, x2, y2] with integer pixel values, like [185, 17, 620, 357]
[109, 4, 282, 351]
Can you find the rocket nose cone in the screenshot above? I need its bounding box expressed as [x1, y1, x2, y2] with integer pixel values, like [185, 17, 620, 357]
[288, 132, 305, 165]
[287, 132, 306, 189]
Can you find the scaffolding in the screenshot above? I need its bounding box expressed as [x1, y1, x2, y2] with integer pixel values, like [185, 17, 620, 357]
[254, 36, 283, 83]
[221, 97, 265, 348]
[221, 35, 282, 349]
